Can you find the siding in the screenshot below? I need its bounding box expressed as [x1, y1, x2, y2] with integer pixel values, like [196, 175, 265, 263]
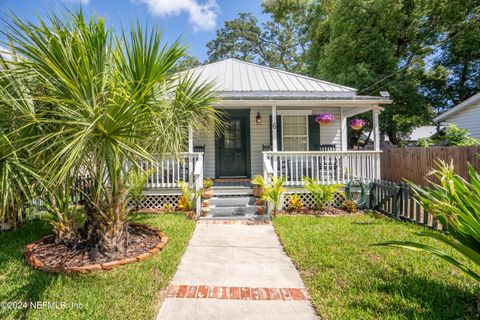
[445, 102, 480, 139]
[195, 106, 343, 178]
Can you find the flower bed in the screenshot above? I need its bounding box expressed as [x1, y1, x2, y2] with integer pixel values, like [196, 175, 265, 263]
[24, 223, 168, 273]
[281, 206, 362, 216]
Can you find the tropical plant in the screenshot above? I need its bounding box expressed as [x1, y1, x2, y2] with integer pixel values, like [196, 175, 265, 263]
[178, 181, 203, 213]
[251, 175, 285, 215]
[1, 11, 221, 253]
[444, 124, 479, 146]
[127, 168, 154, 211]
[203, 178, 214, 189]
[375, 160, 480, 282]
[288, 194, 303, 212]
[0, 55, 39, 229]
[303, 177, 342, 211]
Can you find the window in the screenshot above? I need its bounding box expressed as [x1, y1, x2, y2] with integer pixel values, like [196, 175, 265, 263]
[282, 115, 308, 151]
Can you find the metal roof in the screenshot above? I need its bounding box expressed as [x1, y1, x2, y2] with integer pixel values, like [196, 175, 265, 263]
[182, 58, 387, 101]
[434, 92, 480, 122]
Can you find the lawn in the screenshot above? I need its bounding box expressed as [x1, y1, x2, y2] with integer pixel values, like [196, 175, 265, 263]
[0, 213, 195, 320]
[274, 213, 479, 319]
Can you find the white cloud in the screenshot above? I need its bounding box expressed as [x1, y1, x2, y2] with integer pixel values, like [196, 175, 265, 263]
[135, 0, 218, 31]
[0, 46, 12, 61]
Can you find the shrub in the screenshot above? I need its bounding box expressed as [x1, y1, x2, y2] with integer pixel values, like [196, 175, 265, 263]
[444, 124, 479, 146]
[375, 159, 480, 282]
[288, 194, 304, 212]
[416, 137, 434, 147]
[342, 199, 356, 213]
[178, 181, 202, 213]
[251, 175, 286, 215]
[303, 177, 343, 211]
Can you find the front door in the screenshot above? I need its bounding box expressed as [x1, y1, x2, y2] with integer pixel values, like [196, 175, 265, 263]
[216, 110, 250, 177]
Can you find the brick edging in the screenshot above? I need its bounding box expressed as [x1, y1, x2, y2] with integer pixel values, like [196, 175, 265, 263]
[165, 285, 310, 301]
[24, 223, 168, 274]
[196, 220, 271, 225]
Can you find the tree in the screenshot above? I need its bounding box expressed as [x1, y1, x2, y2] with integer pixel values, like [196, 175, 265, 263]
[261, 0, 480, 144]
[171, 54, 202, 73]
[1, 11, 222, 253]
[206, 12, 309, 73]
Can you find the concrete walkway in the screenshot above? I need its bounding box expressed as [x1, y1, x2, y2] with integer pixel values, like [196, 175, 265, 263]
[156, 222, 318, 320]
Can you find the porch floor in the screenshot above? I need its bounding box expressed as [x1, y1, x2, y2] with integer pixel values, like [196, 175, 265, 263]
[213, 178, 252, 188]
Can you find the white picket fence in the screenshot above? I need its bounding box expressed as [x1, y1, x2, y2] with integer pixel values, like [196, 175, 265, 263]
[263, 151, 381, 186]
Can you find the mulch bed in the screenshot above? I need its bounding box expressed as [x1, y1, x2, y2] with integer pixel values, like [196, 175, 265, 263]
[24, 223, 168, 274]
[281, 206, 364, 216]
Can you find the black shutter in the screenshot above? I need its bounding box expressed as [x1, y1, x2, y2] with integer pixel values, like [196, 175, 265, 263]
[269, 115, 282, 151]
[308, 115, 320, 151]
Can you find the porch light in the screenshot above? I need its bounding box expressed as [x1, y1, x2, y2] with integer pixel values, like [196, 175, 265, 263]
[256, 112, 262, 125]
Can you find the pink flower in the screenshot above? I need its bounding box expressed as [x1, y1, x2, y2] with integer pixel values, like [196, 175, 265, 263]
[315, 113, 335, 123]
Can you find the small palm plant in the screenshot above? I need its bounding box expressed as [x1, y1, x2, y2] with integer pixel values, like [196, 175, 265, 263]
[178, 181, 203, 216]
[251, 175, 285, 215]
[127, 168, 154, 211]
[375, 160, 480, 282]
[303, 177, 342, 211]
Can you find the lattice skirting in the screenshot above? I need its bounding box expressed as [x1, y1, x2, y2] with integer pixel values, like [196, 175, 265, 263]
[282, 192, 346, 210]
[129, 194, 181, 210]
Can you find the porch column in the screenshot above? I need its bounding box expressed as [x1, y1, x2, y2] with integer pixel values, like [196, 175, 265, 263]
[340, 108, 348, 151]
[271, 102, 278, 179]
[188, 125, 193, 153]
[271, 102, 278, 151]
[372, 106, 381, 180]
[372, 106, 380, 152]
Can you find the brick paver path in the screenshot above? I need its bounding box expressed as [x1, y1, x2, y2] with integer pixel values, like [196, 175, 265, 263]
[156, 222, 318, 320]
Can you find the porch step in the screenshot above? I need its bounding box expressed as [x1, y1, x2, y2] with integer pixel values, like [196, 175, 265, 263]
[211, 187, 253, 196]
[208, 196, 256, 207]
[208, 205, 257, 216]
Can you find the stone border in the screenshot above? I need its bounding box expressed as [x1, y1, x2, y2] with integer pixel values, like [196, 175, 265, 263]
[24, 223, 168, 274]
[165, 284, 310, 301]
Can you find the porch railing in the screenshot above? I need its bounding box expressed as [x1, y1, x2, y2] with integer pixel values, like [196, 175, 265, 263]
[263, 151, 381, 186]
[140, 152, 204, 189]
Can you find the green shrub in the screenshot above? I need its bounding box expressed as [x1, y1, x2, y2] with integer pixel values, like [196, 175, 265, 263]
[342, 199, 356, 213]
[444, 124, 479, 146]
[178, 181, 203, 212]
[303, 177, 343, 211]
[251, 175, 286, 215]
[416, 137, 434, 147]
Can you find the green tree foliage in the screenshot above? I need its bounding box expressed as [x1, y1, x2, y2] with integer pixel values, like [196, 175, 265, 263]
[444, 124, 479, 146]
[211, 0, 480, 145]
[206, 12, 309, 73]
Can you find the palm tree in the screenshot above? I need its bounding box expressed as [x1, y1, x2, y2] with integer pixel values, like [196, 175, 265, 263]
[1, 11, 222, 253]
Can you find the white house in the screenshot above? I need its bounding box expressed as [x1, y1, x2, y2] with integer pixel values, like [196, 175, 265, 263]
[140, 59, 391, 217]
[434, 92, 480, 139]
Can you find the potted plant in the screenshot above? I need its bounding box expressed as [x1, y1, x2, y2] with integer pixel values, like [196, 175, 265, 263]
[256, 206, 265, 215]
[251, 175, 266, 198]
[201, 200, 210, 217]
[349, 118, 366, 131]
[315, 113, 335, 126]
[202, 178, 214, 199]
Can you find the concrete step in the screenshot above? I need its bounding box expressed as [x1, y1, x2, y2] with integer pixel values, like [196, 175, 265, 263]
[208, 196, 256, 207]
[209, 205, 257, 216]
[211, 187, 253, 196]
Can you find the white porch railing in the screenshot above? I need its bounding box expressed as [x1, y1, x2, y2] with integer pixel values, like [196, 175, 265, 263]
[263, 151, 381, 186]
[140, 152, 204, 189]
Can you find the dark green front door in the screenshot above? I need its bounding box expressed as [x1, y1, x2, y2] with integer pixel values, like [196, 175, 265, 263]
[216, 110, 250, 177]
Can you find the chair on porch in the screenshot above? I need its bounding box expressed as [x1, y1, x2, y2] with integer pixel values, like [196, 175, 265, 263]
[308, 144, 338, 182]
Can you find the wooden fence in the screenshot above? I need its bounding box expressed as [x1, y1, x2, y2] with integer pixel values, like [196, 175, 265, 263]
[380, 146, 480, 185]
[370, 180, 443, 231]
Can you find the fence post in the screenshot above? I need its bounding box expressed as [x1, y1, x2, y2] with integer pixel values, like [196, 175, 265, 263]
[395, 182, 403, 219]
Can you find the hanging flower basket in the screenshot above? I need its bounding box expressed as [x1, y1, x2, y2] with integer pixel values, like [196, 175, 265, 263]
[349, 118, 366, 131]
[315, 113, 335, 126]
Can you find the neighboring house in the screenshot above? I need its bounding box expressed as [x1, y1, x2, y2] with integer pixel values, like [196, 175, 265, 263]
[434, 92, 480, 139]
[141, 59, 391, 216]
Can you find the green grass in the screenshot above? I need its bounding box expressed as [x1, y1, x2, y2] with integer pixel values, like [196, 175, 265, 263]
[0, 213, 195, 320]
[273, 213, 479, 320]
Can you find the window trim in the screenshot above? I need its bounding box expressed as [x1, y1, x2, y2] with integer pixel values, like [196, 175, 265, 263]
[281, 114, 309, 151]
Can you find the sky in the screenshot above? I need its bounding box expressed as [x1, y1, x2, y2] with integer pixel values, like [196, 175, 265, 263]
[0, 0, 268, 61]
